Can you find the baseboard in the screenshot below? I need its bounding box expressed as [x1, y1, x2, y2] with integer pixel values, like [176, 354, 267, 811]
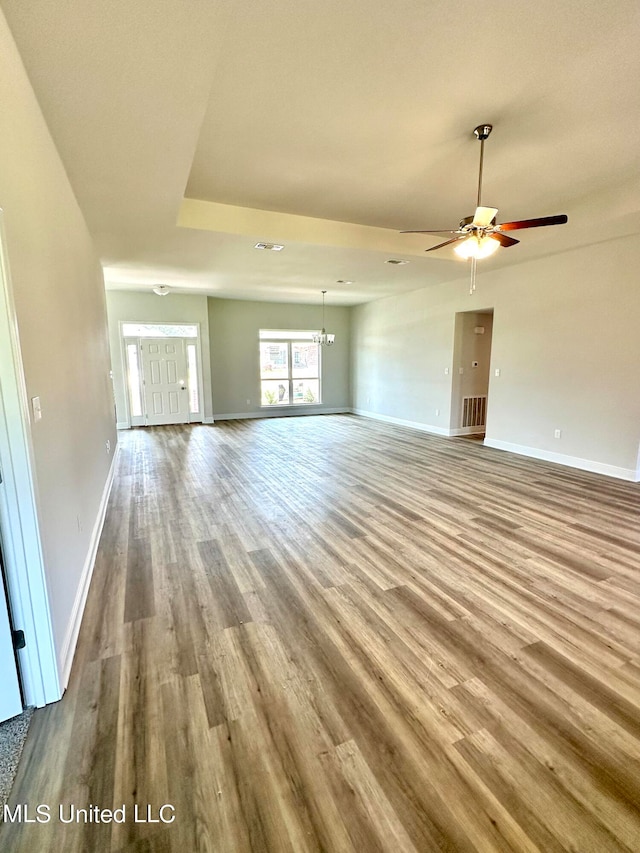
[202, 416, 214, 424]
[116, 421, 129, 430]
[352, 408, 451, 436]
[59, 444, 120, 688]
[484, 438, 638, 481]
[213, 407, 351, 421]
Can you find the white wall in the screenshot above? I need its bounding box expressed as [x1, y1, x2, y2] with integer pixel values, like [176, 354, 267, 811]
[352, 234, 640, 479]
[208, 297, 351, 417]
[0, 11, 117, 681]
[105, 290, 213, 426]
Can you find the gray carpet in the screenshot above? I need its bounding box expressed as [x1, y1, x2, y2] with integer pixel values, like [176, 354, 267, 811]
[0, 708, 33, 809]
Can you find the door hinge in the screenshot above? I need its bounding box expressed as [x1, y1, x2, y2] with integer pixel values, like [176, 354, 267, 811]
[12, 629, 26, 650]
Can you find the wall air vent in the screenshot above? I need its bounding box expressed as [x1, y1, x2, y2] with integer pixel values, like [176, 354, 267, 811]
[254, 242, 285, 251]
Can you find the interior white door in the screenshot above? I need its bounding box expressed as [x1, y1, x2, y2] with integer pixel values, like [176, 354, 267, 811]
[140, 338, 189, 426]
[0, 551, 22, 722]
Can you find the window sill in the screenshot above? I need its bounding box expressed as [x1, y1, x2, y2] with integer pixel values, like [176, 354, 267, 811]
[260, 402, 322, 409]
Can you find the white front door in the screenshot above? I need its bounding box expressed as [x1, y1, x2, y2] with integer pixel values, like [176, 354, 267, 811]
[140, 338, 189, 426]
[0, 551, 22, 722]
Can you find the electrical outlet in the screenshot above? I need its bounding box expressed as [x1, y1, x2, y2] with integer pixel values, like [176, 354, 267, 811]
[494, 368, 501, 377]
[458, 367, 464, 374]
[435, 408, 440, 416]
[106, 439, 111, 454]
[554, 429, 562, 439]
[246, 399, 251, 406]
[444, 367, 450, 375]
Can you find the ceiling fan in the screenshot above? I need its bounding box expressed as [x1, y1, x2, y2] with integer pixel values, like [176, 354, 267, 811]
[402, 124, 568, 292]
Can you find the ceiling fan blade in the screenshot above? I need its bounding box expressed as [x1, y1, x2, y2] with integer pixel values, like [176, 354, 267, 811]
[426, 236, 465, 252]
[490, 232, 519, 248]
[472, 206, 498, 227]
[401, 229, 457, 234]
[498, 214, 568, 232]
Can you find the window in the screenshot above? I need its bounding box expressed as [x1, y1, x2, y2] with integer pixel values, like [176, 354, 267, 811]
[259, 330, 321, 406]
[126, 343, 143, 417]
[121, 322, 198, 338]
[186, 343, 199, 414]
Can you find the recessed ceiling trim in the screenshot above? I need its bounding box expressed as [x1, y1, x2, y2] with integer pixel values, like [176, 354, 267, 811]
[178, 198, 441, 258]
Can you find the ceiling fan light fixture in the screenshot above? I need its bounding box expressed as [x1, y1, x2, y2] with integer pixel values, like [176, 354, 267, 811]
[152, 284, 171, 296]
[454, 235, 500, 260]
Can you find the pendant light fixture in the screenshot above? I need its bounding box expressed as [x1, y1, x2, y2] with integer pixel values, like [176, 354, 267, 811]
[312, 290, 335, 346]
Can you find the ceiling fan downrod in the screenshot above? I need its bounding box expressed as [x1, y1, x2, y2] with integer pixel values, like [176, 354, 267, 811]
[474, 124, 492, 208]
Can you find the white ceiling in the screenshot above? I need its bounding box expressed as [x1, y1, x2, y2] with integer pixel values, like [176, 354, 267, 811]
[2, 0, 639, 305]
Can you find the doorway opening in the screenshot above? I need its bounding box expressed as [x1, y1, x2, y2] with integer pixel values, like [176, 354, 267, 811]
[120, 322, 204, 427]
[450, 309, 494, 442]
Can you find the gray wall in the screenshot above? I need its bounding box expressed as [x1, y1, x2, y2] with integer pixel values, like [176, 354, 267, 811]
[105, 290, 213, 425]
[352, 234, 640, 479]
[0, 11, 116, 675]
[207, 297, 351, 417]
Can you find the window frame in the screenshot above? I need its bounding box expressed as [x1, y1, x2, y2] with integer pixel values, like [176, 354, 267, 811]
[259, 331, 322, 408]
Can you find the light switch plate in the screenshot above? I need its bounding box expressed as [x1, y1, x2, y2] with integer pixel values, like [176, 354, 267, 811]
[31, 396, 42, 422]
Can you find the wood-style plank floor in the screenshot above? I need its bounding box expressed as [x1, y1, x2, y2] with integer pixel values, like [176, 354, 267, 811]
[2, 414, 640, 852]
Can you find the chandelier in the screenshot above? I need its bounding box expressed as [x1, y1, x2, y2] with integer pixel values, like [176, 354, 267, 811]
[312, 290, 335, 346]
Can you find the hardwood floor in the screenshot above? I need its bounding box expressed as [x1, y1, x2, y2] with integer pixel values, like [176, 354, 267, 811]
[2, 414, 640, 852]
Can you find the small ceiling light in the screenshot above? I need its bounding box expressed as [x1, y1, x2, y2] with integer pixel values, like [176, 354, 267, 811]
[386, 259, 410, 265]
[336, 280, 354, 285]
[312, 290, 335, 346]
[152, 285, 171, 296]
[454, 235, 500, 260]
[254, 242, 285, 251]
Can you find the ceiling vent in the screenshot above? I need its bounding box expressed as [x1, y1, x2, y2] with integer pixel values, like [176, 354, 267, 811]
[254, 242, 284, 251]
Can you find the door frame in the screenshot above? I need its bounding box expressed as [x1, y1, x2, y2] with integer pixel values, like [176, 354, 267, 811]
[0, 209, 61, 708]
[117, 321, 206, 429]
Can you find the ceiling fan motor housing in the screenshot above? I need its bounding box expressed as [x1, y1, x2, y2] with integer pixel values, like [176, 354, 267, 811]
[459, 214, 496, 230]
